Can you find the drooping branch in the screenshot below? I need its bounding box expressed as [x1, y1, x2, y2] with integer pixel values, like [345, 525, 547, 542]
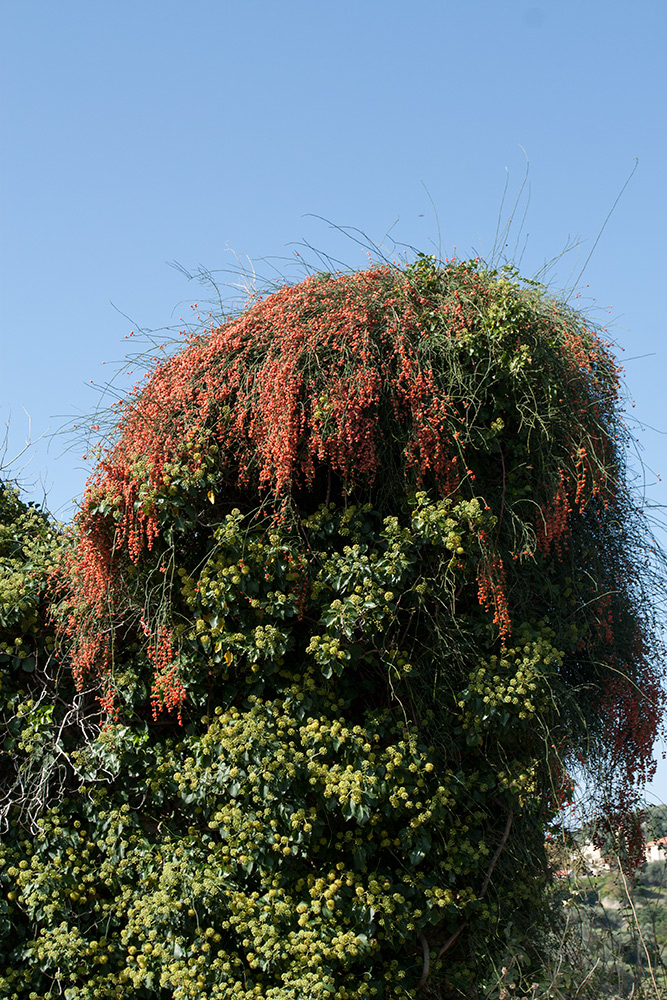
[480, 807, 513, 898]
[417, 808, 513, 990]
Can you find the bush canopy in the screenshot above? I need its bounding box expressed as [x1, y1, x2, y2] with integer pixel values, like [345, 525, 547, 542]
[1, 256, 664, 998]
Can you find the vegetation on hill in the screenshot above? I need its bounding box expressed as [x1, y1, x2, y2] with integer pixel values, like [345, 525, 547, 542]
[0, 256, 665, 998]
[539, 805, 667, 997]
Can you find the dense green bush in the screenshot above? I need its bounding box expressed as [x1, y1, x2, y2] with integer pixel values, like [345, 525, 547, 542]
[1, 257, 664, 998]
[0, 484, 72, 832]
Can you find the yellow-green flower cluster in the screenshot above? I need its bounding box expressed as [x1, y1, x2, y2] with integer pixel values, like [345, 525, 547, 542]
[459, 621, 565, 744]
[1, 685, 503, 998]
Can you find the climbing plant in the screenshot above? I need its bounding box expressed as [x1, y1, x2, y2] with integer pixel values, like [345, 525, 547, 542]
[0, 483, 75, 834]
[1, 256, 664, 998]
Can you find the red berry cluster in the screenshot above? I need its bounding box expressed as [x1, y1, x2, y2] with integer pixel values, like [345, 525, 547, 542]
[56, 259, 663, 822]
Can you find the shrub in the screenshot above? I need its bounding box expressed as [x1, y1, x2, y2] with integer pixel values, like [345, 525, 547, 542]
[2, 256, 664, 998]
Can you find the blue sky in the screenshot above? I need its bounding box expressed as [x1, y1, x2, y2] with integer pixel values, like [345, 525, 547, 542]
[2, 1, 666, 798]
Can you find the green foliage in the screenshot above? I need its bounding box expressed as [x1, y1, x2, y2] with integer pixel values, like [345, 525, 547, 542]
[645, 807, 667, 843]
[0, 483, 72, 831]
[2, 496, 561, 997]
[548, 861, 667, 997]
[1, 259, 665, 998]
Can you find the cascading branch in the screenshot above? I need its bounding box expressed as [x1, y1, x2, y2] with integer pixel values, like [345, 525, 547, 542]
[4, 256, 664, 998]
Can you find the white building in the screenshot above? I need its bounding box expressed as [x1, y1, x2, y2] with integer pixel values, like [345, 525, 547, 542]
[644, 836, 667, 864]
[578, 840, 610, 874]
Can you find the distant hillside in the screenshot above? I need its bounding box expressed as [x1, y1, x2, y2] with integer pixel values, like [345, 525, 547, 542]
[544, 805, 667, 995]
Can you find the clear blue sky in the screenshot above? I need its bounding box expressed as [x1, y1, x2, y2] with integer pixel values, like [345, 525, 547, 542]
[2, 1, 666, 799]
